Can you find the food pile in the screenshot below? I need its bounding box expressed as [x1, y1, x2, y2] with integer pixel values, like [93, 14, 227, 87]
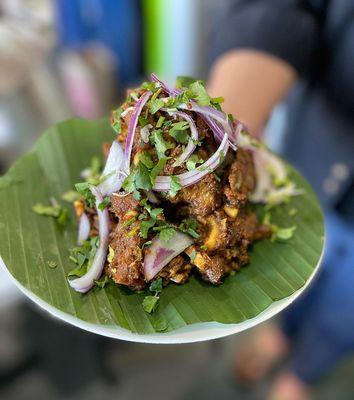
[67, 74, 300, 295]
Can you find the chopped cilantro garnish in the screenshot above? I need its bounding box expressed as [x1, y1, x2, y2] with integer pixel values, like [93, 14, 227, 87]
[149, 278, 163, 294]
[169, 175, 182, 197]
[142, 296, 159, 313]
[140, 218, 157, 239]
[176, 76, 198, 88]
[179, 217, 199, 238]
[188, 81, 210, 107]
[95, 275, 110, 288]
[152, 130, 174, 159]
[111, 107, 123, 134]
[289, 208, 298, 216]
[47, 260, 57, 269]
[169, 121, 190, 144]
[121, 216, 137, 229]
[143, 278, 163, 314]
[186, 154, 203, 171]
[32, 201, 68, 229]
[135, 162, 153, 191]
[138, 115, 149, 128]
[61, 190, 81, 203]
[152, 316, 168, 331]
[98, 196, 110, 211]
[156, 116, 165, 128]
[68, 236, 99, 277]
[75, 182, 96, 208]
[272, 226, 296, 242]
[158, 227, 177, 241]
[139, 151, 155, 169]
[150, 158, 167, 184]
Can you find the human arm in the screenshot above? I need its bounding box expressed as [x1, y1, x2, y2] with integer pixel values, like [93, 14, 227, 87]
[207, 0, 322, 135]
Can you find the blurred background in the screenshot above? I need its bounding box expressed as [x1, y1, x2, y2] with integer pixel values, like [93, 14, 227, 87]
[0, 0, 353, 399]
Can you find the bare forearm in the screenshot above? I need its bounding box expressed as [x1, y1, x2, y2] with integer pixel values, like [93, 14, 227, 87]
[208, 50, 297, 136]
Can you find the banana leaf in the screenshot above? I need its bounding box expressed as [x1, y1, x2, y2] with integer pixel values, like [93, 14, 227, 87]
[0, 119, 325, 334]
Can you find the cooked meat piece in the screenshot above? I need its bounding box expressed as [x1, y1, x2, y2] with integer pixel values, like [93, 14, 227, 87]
[185, 246, 231, 284]
[157, 255, 192, 284]
[169, 173, 222, 217]
[110, 193, 140, 220]
[107, 194, 146, 290]
[224, 148, 256, 207]
[107, 220, 146, 291]
[198, 210, 229, 251]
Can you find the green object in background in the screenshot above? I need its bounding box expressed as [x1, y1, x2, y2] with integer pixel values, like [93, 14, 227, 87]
[142, 0, 168, 77]
[0, 119, 324, 334]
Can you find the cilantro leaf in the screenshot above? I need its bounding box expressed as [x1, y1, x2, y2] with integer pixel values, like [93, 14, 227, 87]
[135, 163, 152, 191]
[273, 226, 296, 242]
[149, 278, 163, 294]
[47, 260, 57, 269]
[139, 151, 154, 169]
[156, 116, 165, 128]
[150, 158, 167, 184]
[186, 154, 203, 171]
[169, 175, 182, 197]
[152, 316, 168, 331]
[159, 227, 177, 241]
[188, 81, 210, 106]
[140, 218, 156, 239]
[61, 190, 81, 203]
[149, 98, 164, 114]
[142, 295, 159, 314]
[32, 203, 61, 217]
[75, 182, 96, 208]
[122, 172, 136, 193]
[169, 121, 190, 144]
[176, 76, 198, 89]
[138, 115, 149, 128]
[111, 107, 123, 134]
[152, 130, 174, 158]
[98, 196, 110, 211]
[94, 275, 110, 288]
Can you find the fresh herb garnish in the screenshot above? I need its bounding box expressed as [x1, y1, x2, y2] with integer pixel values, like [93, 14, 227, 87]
[169, 175, 182, 197]
[142, 278, 163, 314]
[188, 81, 210, 107]
[75, 182, 96, 208]
[156, 116, 165, 128]
[111, 107, 123, 134]
[61, 190, 81, 203]
[47, 260, 57, 269]
[98, 196, 110, 211]
[186, 154, 203, 171]
[94, 275, 110, 288]
[169, 121, 190, 144]
[179, 217, 199, 238]
[176, 75, 198, 88]
[32, 200, 68, 229]
[68, 236, 99, 277]
[150, 158, 167, 184]
[151, 130, 174, 159]
[139, 151, 155, 169]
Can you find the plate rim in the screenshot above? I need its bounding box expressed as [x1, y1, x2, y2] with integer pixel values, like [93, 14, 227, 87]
[0, 237, 325, 343]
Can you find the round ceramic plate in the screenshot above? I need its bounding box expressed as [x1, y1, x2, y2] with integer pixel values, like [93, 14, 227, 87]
[0, 119, 325, 343]
[0, 251, 323, 344]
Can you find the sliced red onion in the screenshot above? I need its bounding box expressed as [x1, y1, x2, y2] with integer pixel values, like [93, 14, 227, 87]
[124, 90, 152, 172]
[245, 145, 303, 204]
[77, 212, 90, 245]
[161, 109, 198, 167]
[143, 231, 193, 281]
[153, 133, 229, 191]
[69, 186, 110, 293]
[151, 73, 237, 149]
[98, 140, 125, 196]
[140, 123, 153, 143]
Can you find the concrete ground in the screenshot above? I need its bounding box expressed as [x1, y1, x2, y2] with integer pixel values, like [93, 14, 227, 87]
[0, 301, 354, 400]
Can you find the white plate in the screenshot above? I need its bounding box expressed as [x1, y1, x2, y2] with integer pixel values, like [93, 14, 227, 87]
[0, 246, 324, 344]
